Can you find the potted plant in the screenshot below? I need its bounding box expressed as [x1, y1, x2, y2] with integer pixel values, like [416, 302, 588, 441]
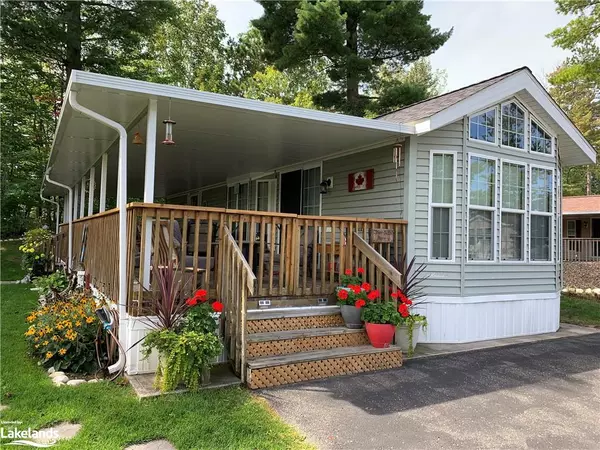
[336, 268, 370, 329]
[360, 299, 400, 348]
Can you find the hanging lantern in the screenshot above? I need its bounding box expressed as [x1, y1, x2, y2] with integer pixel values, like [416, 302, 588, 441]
[132, 131, 144, 145]
[162, 98, 176, 145]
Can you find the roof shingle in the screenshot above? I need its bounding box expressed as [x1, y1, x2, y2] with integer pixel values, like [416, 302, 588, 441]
[562, 196, 600, 214]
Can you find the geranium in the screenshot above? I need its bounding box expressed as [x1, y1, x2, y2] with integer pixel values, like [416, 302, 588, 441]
[357, 267, 365, 275]
[355, 299, 366, 309]
[194, 289, 208, 302]
[211, 301, 224, 313]
[367, 289, 381, 301]
[186, 297, 198, 307]
[391, 291, 398, 299]
[337, 289, 349, 300]
[361, 282, 371, 292]
[349, 284, 362, 294]
[344, 269, 353, 276]
[398, 303, 409, 318]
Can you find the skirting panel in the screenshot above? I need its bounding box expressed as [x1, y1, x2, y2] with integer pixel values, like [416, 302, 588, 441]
[247, 314, 345, 334]
[247, 332, 370, 358]
[247, 350, 403, 389]
[417, 292, 561, 343]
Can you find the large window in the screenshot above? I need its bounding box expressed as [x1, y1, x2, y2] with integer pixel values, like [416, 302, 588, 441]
[302, 167, 321, 216]
[429, 152, 455, 260]
[256, 180, 272, 212]
[530, 120, 552, 155]
[227, 182, 249, 210]
[468, 155, 496, 261]
[501, 101, 525, 149]
[469, 108, 496, 144]
[530, 167, 553, 261]
[501, 161, 525, 260]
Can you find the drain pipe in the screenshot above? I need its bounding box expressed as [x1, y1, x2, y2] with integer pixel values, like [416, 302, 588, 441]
[68, 91, 127, 375]
[40, 188, 60, 234]
[45, 175, 72, 271]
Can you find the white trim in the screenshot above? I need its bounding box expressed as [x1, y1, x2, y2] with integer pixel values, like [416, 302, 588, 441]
[500, 99, 527, 152]
[255, 179, 276, 212]
[424, 291, 559, 304]
[566, 219, 576, 238]
[427, 150, 457, 263]
[528, 164, 555, 264]
[466, 152, 498, 263]
[467, 106, 498, 146]
[99, 153, 108, 212]
[499, 158, 526, 262]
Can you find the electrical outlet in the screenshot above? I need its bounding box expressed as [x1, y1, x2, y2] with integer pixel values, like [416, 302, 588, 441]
[317, 297, 328, 306]
[258, 299, 271, 309]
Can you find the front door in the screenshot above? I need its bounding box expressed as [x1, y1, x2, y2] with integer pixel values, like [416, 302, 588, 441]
[280, 170, 302, 214]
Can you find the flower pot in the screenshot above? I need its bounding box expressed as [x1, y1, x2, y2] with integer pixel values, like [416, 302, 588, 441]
[200, 367, 211, 386]
[395, 323, 422, 354]
[340, 304, 363, 329]
[365, 322, 395, 348]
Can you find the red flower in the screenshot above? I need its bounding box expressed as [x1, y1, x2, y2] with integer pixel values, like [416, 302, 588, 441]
[398, 291, 409, 304]
[404, 298, 413, 305]
[194, 289, 208, 302]
[337, 289, 349, 300]
[391, 291, 398, 299]
[367, 289, 381, 301]
[357, 267, 365, 275]
[185, 297, 197, 307]
[349, 284, 362, 294]
[355, 299, 366, 309]
[398, 303, 409, 318]
[212, 301, 224, 313]
[361, 282, 371, 292]
[344, 268, 352, 276]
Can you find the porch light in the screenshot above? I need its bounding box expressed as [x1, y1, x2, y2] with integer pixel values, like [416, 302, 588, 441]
[132, 132, 144, 145]
[320, 178, 331, 195]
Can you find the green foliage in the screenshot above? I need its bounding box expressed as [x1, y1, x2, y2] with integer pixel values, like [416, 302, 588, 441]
[180, 301, 218, 335]
[24, 294, 100, 373]
[19, 228, 52, 276]
[253, 0, 452, 116]
[0, 240, 27, 281]
[33, 270, 69, 300]
[560, 295, 600, 326]
[400, 313, 428, 356]
[361, 301, 401, 326]
[143, 329, 222, 392]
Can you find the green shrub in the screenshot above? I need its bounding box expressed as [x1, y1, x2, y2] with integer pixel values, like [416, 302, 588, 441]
[20, 227, 53, 276]
[361, 301, 401, 325]
[33, 270, 69, 300]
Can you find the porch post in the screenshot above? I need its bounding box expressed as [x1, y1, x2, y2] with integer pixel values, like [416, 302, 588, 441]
[88, 166, 95, 216]
[99, 153, 108, 212]
[73, 183, 79, 220]
[405, 136, 418, 261]
[142, 98, 157, 287]
[79, 176, 86, 218]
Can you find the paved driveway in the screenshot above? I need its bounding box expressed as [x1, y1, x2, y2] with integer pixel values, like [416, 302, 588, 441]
[259, 333, 600, 450]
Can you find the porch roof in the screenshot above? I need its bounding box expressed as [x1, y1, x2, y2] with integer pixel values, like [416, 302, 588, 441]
[44, 71, 412, 197]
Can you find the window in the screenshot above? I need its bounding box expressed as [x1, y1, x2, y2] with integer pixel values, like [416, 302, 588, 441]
[302, 167, 321, 216]
[501, 162, 525, 260]
[429, 152, 455, 260]
[530, 120, 552, 155]
[238, 183, 249, 210]
[566, 220, 576, 238]
[501, 101, 525, 149]
[256, 181, 272, 212]
[227, 182, 249, 210]
[469, 108, 496, 143]
[227, 186, 236, 209]
[530, 167, 553, 261]
[468, 155, 496, 261]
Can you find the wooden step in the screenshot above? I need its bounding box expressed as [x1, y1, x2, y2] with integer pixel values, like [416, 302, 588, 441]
[247, 306, 344, 333]
[246, 345, 403, 389]
[247, 295, 335, 310]
[246, 327, 369, 358]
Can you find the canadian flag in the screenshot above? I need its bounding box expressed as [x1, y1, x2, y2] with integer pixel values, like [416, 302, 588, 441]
[348, 169, 374, 192]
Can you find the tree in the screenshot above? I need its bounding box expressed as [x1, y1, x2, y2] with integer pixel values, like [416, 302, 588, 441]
[547, 0, 600, 85]
[252, 0, 452, 116]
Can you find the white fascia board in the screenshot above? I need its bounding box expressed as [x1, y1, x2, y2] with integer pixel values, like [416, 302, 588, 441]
[414, 70, 596, 165]
[562, 211, 600, 216]
[70, 70, 416, 135]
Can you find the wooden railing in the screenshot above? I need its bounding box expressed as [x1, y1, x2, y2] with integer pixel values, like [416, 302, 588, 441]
[57, 209, 120, 300]
[563, 238, 600, 262]
[221, 225, 255, 382]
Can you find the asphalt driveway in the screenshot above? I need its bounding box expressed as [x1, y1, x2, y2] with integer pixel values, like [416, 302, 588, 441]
[259, 333, 600, 450]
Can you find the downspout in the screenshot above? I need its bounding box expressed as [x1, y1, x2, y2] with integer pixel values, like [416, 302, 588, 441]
[68, 91, 127, 375]
[39, 187, 60, 234]
[45, 174, 72, 271]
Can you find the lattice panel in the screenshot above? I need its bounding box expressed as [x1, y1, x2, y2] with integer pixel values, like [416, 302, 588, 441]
[247, 314, 345, 334]
[248, 350, 402, 389]
[247, 332, 370, 358]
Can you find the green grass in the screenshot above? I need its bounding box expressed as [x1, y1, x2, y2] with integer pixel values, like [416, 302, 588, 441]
[0, 239, 25, 281]
[561, 294, 600, 327]
[0, 284, 312, 450]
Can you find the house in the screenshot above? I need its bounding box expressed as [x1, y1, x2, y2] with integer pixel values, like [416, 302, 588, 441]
[42, 67, 596, 388]
[562, 195, 600, 289]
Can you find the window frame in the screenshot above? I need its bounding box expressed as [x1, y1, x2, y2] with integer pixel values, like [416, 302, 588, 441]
[566, 219, 576, 238]
[500, 100, 527, 152]
[529, 117, 555, 157]
[226, 181, 250, 210]
[468, 106, 498, 147]
[528, 164, 555, 263]
[278, 162, 323, 215]
[467, 153, 498, 263]
[499, 159, 526, 262]
[428, 150, 457, 263]
[255, 179, 276, 212]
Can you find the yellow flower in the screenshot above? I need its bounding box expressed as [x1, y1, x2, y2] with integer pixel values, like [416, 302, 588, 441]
[75, 321, 81, 327]
[45, 352, 53, 359]
[25, 327, 35, 336]
[26, 315, 36, 322]
[85, 317, 94, 324]
[42, 340, 49, 346]
[58, 348, 67, 356]
[56, 324, 63, 330]
[52, 335, 59, 341]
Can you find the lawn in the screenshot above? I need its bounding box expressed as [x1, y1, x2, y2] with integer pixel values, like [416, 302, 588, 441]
[561, 294, 600, 327]
[0, 239, 25, 281]
[0, 284, 312, 450]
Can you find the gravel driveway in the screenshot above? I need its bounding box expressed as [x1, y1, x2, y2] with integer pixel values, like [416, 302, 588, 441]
[259, 333, 600, 450]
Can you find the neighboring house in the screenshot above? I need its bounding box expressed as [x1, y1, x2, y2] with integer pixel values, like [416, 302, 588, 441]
[42, 67, 596, 387]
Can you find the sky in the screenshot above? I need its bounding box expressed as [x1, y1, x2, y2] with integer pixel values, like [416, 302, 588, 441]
[208, 0, 571, 92]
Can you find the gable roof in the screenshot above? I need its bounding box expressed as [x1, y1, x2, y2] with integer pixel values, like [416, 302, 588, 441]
[377, 67, 525, 124]
[562, 195, 600, 215]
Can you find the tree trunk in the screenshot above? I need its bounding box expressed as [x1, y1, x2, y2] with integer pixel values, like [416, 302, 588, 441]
[587, 166, 591, 195]
[345, 14, 359, 108]
[65, 1, 82, 82]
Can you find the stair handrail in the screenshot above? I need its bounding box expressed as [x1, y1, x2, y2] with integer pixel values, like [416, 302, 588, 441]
[353, 232, 403, 289]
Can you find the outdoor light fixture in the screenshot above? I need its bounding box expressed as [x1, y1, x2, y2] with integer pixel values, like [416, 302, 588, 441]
[132, 132, 144, 145]
[320, 178, 331, 194]
[162, 98, 176, 145]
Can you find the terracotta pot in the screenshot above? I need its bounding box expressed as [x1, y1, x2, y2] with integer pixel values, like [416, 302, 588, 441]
[340, 304, 363, 329]
[365, 322, 396, 348]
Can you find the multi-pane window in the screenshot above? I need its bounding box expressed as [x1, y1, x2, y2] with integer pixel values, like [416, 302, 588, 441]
[501, 162, 525, 260]
[238, 183, 249, 210]
[468, 155, 496, 261]
[530, 167, 553, 261]
[256, 181, 271, 212]
[530, 120, 552, 155]
[430, 153, 455, 260]
[227, 186, 236, 209]
[227, 183, 249, 210]
[567, 220, 576, 238]
[302, 167, 321, 216]
[469, 108, 496, 143]
[501, 102, 525, 149]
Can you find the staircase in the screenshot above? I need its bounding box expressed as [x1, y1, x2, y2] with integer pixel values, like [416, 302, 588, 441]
[245, 306, 403, 389]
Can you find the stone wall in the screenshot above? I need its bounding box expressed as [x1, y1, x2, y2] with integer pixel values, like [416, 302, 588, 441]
[563, 262, 600, 289]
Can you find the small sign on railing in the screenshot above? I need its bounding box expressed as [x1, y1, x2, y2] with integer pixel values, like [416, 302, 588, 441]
[370, 228, 394, 244]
